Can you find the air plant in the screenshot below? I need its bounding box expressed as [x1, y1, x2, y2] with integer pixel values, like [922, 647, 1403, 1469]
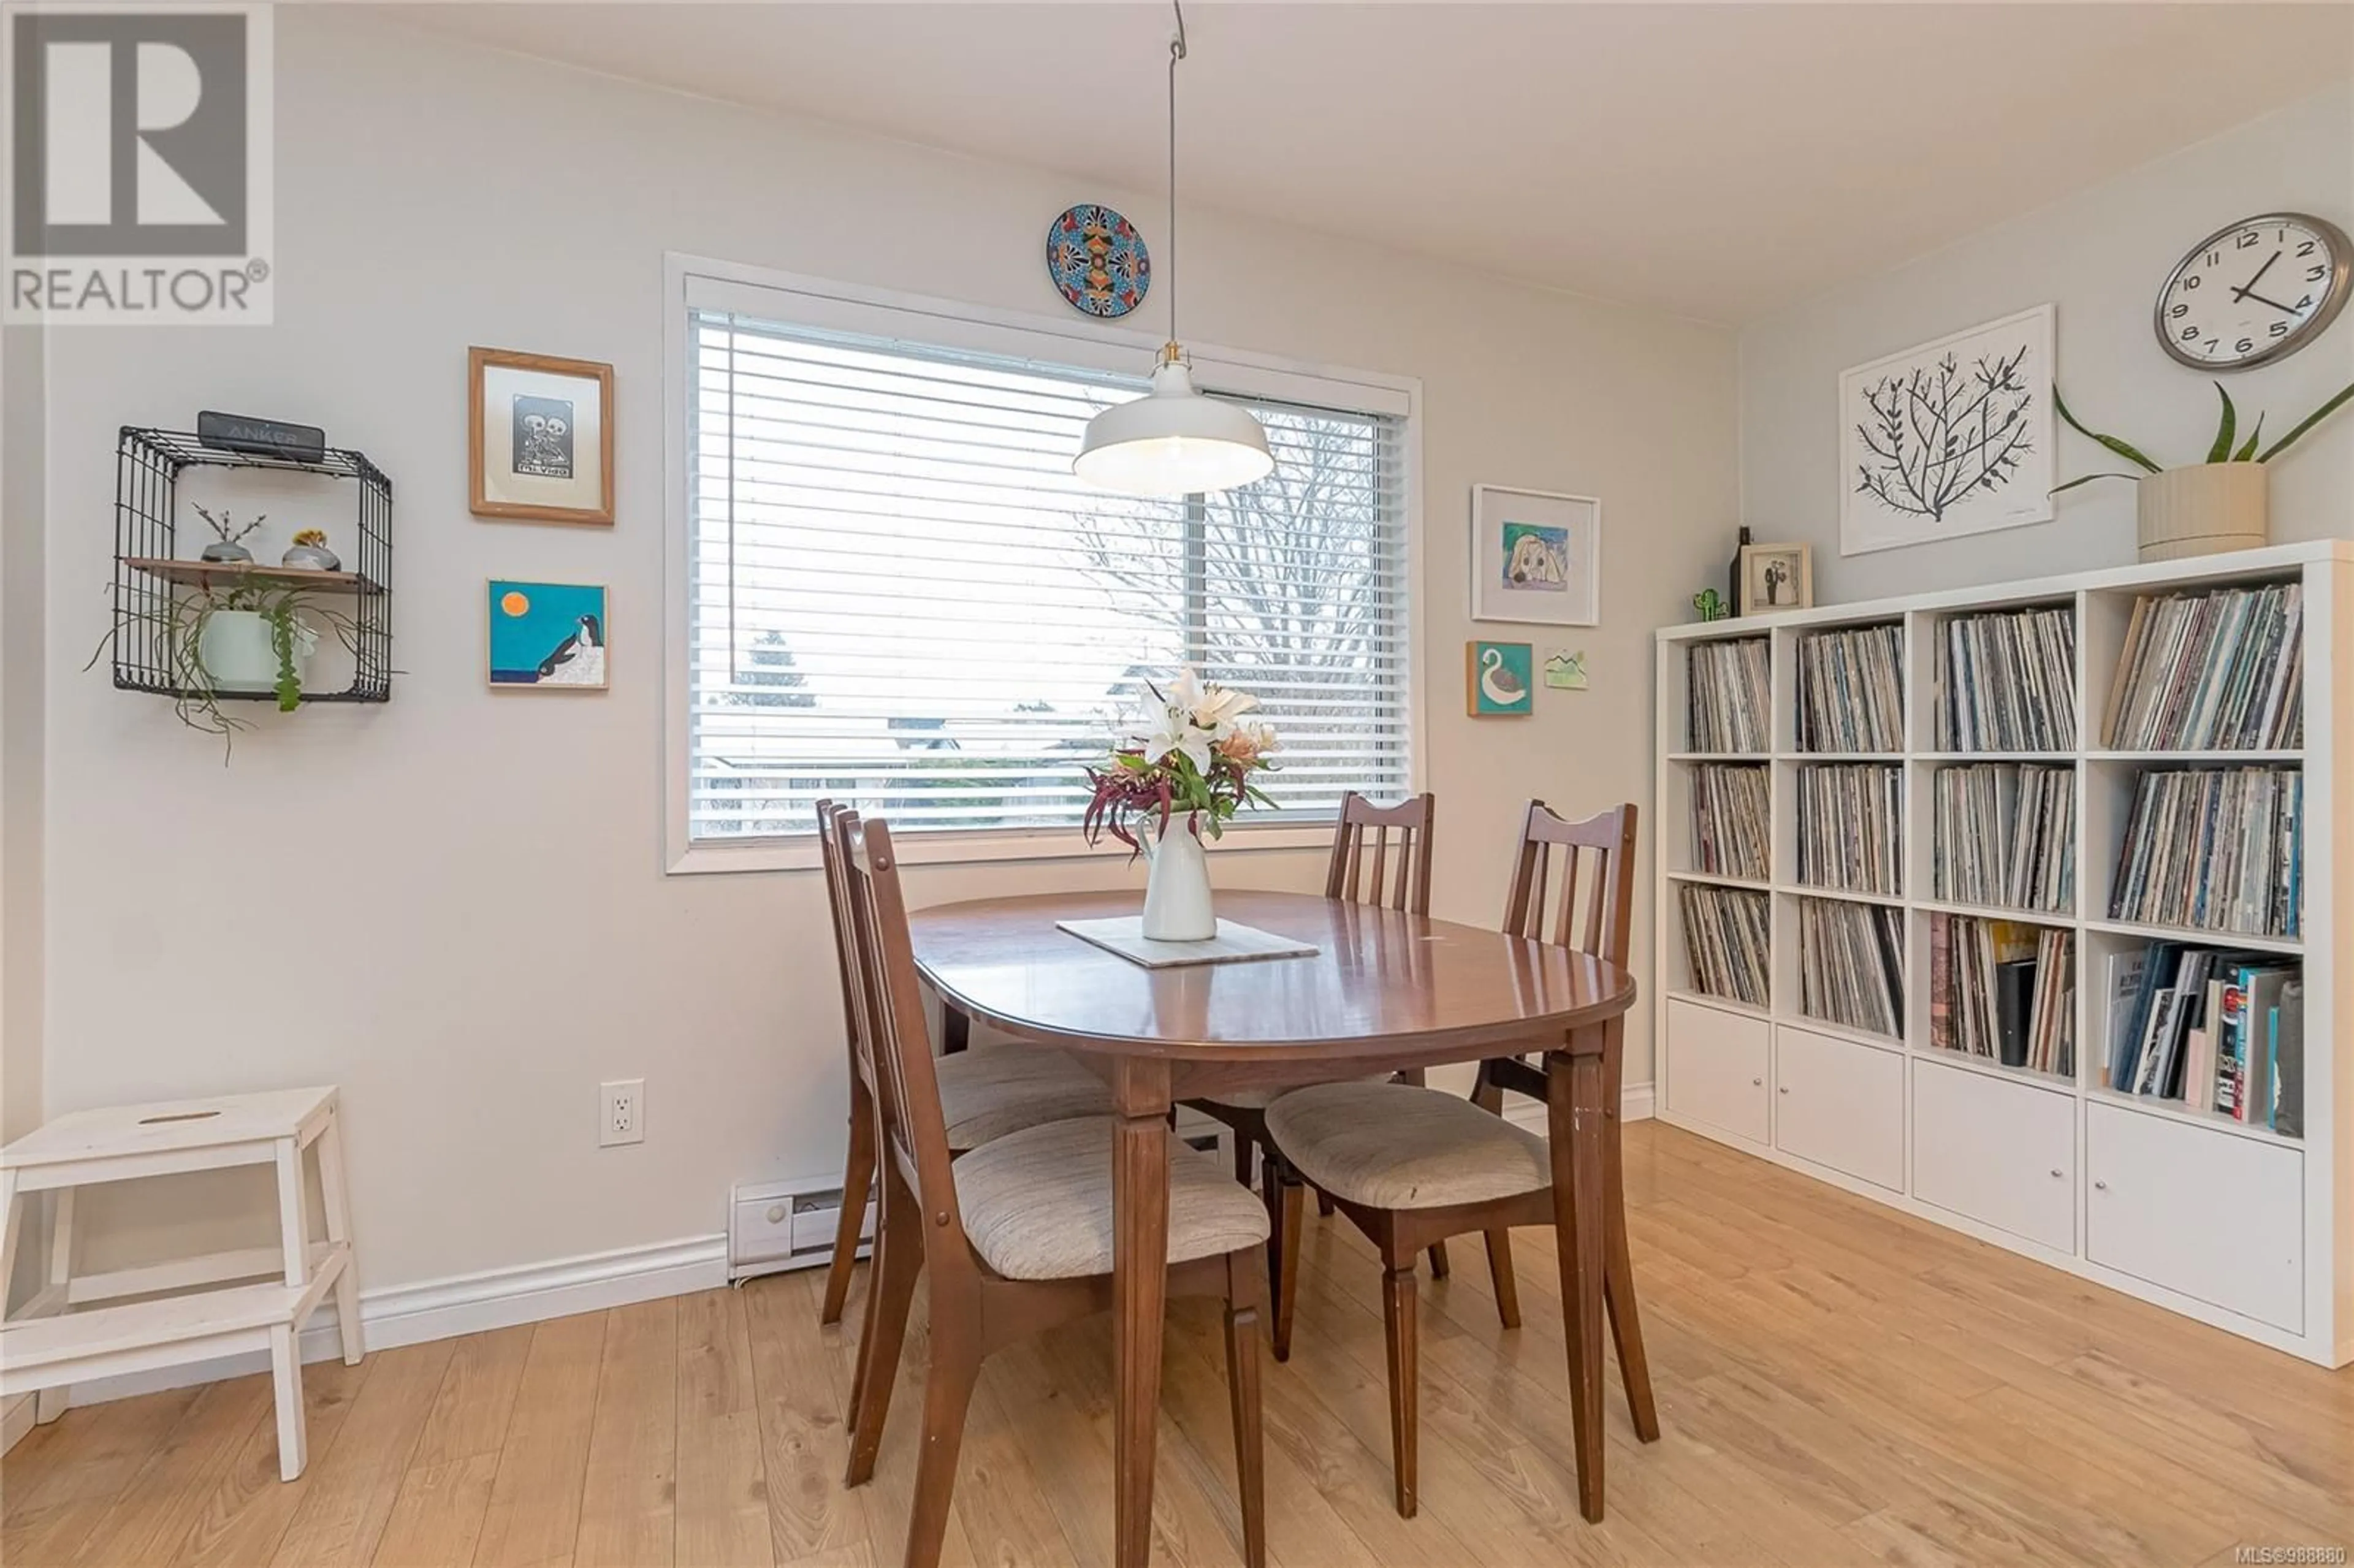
[191, 502, 266, 549]
[2054, 379, 2354, 493]
[1081, 668, 1278, 852]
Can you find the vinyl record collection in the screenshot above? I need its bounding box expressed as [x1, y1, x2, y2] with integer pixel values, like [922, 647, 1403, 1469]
[1934, 605, 2077, 752]
[1678, 884, 1770, 1007]
[1797, 896, 1905, 1037]
[1796, 623, 1905, 753]
[1796, 764, 1900, 895]
[1929, 916, 2074, 1076]
[1686, 637, 1772, 753]
[2108, 766, 2303, 938]
[1931, 763, 2075, 913]
[1688, 764, 1770, 880]
[2101, 944, 2304, 1136]
[2101, 582, 2304, 751]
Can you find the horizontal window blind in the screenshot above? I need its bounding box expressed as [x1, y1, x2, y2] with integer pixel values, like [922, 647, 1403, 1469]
[687, 307, 1412, 840]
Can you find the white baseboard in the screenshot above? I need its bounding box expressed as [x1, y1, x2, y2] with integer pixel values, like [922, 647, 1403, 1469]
[1501, 1080, 1655, 1132]
[41, 1233, 729, 1415]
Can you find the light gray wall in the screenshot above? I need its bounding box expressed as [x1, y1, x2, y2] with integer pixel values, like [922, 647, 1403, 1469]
[1, 325, 44, 1148]
[1740, 86, 2354, 605]
[35, 10, 1737, 1290]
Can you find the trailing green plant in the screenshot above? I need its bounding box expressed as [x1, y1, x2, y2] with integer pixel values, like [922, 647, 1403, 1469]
[86, 580, 359, 761]
[2053, 378, 2354, 493]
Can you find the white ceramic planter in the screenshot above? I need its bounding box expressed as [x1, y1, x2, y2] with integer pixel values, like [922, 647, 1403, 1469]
[197, 609, 316, 693]
[1140, 821, 1216, 941]
[2137, 463, 2269, 563]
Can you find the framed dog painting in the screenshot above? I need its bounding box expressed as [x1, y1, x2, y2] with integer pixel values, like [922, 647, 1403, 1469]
[470, 347, 614, 524]
[1470, 485, 1599, 628]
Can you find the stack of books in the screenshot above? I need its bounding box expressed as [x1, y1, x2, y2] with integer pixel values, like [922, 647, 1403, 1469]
[2109, 767, 2303, 938]
[2102, 582, 2304, 750]
[1686, 638, 1771, 753]
[1796, 764, 1900, 895]
[1678, 884, 1770, 1007]
[1688, 764, 1770, 880]
[1931, 763, 2075, 913]
[1797, 897, 1905, 1037]
[1929, 916, 2073, 1075]
[2103, 945, 2305, 1135]
[1935, 606, 2077, 752]
[1797, 624, 1905, 753]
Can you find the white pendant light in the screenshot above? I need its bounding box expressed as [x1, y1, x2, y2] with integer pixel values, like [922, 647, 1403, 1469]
[1075, 2, 1271, 498]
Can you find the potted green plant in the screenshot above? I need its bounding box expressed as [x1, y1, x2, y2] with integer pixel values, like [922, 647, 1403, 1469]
[89, 580, 357, 759]
[2055, 379, 2354, 561]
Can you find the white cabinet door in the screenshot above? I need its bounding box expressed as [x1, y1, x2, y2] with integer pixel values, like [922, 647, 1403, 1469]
[2085, 1102, 2304, 1333]
[1773, 1025, 1904, 1190]
[1664, 997, 1770, 1146]
[1911, 1058, 2076, 1253]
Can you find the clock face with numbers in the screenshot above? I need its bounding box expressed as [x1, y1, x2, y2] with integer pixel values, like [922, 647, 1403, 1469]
[2156, 212, 2352, 371]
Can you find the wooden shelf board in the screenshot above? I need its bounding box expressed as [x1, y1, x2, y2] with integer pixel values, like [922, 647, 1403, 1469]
[1911, 1043, 2076, 1092]
[2083, 750, 2302, 764]
[1666, 752, 1770, 763]
[1667, 870, 1771, 892]
[1778, 752, 1905, 763]
[1780, 883, 1906, 909]
[2081, 918, 2303, 955]
[1664, 988, 1770, 1022]
[123, 557, 384, 595]
[2085, 1086, 2303, 1149]
[1919, 752, 2076, 763]
[1785, 1013, 1906, 1052]
[1914, 898, 2077, 925]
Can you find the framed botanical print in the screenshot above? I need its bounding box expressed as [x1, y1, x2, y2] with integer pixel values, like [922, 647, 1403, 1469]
[470, 347, 614, 524]
[1470, 485, 1600, 627]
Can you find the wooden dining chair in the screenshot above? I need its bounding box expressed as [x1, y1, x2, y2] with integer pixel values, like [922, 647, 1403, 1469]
[1186, 791, 1439, 1358]
[833, 809, 1272, 1568]
[1262, 800, 1658, 1519]
[812, 800, 1115, 1330]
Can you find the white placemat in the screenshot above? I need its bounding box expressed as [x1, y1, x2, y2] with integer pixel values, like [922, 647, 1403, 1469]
[1055, 916, 1319, 969]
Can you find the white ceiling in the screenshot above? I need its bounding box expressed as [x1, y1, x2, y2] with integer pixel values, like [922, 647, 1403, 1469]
[390, 2, 2354, 324]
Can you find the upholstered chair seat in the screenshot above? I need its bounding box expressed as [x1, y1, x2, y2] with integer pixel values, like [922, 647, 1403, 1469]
[954, 1116, 1272, 1281]
[937, 1047, 1113, 1151]
[1267, 1081, 1551, 1209]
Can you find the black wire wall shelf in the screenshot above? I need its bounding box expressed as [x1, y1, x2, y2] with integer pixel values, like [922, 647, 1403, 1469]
[112, 425, 394, 704]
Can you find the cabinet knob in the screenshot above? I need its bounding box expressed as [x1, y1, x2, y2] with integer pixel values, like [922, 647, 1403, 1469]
[2093, 1180, 2108, 1192]
[766, 1203, 787, 1224]
[1751, 1077, 1763, 1086]
[1777, 1086, 1789, 1095]
[2049, 1169, 2063, 1179]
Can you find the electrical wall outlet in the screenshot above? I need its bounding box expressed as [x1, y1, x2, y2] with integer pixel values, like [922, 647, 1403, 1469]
[600, 1079, 644, 1147]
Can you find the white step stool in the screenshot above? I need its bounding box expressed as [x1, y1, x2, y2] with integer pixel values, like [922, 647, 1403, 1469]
[0, 1086, 362, 1480]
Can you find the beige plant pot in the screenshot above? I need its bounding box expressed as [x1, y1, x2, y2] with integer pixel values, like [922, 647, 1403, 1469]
[2136, 463, 2269, 563]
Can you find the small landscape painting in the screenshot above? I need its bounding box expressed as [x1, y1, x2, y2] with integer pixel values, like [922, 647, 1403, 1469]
[489, 580, 608, 691]
[1544, 649, 1590, 690]
[1467, 640, 1534, 717]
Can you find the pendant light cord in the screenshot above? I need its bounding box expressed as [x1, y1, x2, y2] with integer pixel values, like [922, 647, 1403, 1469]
[1167, 0, 1186, 359]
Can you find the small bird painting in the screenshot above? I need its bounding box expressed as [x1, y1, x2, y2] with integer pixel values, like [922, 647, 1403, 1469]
[489, 580, 609, 691]
[1467, 641, 1533, 717]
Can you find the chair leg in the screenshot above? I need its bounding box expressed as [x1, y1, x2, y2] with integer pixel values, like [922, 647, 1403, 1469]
[844, 1152, 891, 1435]
[904, 1287, 982, 1568]
[35, 1187, 75, 1422]
[316, 1114, 364, 1366]
[1601, 1036, 1659, 1442]
[821, 1083, 877, 1327]
[1224, 1251, 1268, 1568]
[1232, 1129, 1254, 1186]
[1380, 1261, 1418, 1519]
[1273, 1175, 1304, 1363]
[845, 1173, 923, 1488]
[1257, 1147, 1283, 1336]
[1316, 1190, 1335, 1218]
[1484, 1228, 1522, 1329]
[1426, 1241, 1450, 1279]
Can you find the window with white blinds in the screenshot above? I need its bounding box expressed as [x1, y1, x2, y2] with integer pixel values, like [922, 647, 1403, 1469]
[684, 302, 1412, 843]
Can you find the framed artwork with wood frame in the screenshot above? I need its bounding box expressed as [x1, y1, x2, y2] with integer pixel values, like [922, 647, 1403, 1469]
[469, 347, 615, 524]
[1737, 542, 1813, 614]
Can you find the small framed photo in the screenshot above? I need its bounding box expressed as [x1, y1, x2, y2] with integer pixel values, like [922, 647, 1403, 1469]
[1466, 640, 1534, 717]
[489, 580, 608, 691]
[1737, 543, 1813, 614]
[1470, 485, 1599, 628]
[470, 347, 614, 525]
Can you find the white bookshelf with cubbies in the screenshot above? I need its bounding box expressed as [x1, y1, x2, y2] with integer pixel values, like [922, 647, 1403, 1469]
[1653, 541, 2350, 1366]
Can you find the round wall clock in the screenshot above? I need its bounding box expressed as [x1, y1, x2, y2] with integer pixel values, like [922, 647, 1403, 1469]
[2155, 211, 2352, 371]
[1047, 205, 1149, 319]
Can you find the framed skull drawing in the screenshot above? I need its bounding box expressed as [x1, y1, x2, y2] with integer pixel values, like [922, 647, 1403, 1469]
[470, 347, 615, 525]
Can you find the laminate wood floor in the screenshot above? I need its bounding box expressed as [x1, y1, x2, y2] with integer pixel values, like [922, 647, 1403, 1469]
[6, 1123, 2348, 1567]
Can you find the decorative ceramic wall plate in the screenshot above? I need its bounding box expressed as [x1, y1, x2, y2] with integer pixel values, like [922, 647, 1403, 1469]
[1047, 205, 1150, 319]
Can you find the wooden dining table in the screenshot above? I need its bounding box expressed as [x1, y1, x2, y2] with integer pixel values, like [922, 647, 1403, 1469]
[907, 887, 1643, 1567]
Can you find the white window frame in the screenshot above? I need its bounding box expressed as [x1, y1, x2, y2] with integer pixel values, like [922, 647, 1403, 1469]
[662, 252, 1425, 875]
